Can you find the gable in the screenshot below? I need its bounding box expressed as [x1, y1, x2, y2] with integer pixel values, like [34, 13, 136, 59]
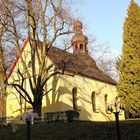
[6, 39, 29, 82]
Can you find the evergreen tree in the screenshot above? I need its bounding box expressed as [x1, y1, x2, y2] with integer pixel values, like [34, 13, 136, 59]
[117, 0, 140, 118]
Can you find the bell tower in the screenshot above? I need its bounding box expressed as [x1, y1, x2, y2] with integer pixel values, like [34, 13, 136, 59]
[71, 20, 88, 54]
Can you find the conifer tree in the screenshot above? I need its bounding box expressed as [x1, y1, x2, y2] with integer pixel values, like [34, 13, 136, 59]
[117, 0, 140, 118]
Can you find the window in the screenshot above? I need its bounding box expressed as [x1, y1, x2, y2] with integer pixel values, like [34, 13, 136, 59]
[72, 87, 77, 110]
[27, 60, 32, 67]
[80, 44, 83, 49]
[104, 94, 108, 104]
[91, 91, 96, 112]
[104, 94, 111, 114]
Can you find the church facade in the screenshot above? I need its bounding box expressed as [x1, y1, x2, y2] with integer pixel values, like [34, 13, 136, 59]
[6, 20, 125, 121]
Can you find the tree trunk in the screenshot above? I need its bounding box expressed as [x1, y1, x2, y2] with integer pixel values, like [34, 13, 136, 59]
[33, 102, 42, 116]
[33, 92, 43, 116]
[1, 85, 6, 117]
[0, 29, 6, 117]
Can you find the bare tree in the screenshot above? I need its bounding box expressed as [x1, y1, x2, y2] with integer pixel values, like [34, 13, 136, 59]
[88, 36, 119, 81]
[0, 0, 76, 116]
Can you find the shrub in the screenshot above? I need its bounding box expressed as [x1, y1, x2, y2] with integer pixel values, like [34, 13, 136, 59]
[65, 110, 79, 122]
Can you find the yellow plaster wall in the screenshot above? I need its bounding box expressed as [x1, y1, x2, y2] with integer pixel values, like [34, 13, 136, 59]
[43, 74, 125, 121]
[6, 42, 31, 117]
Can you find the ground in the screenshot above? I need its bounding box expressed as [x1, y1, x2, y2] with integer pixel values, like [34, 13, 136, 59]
[0, 120, 140, 140]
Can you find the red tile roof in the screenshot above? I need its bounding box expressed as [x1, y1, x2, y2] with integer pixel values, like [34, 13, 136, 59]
[48, 47, 117, 85]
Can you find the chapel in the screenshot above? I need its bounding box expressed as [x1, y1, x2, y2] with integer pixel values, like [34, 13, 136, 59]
[5, 20, 125, 121]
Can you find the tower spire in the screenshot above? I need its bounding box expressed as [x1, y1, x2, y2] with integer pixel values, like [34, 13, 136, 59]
[71, 20, 88, 54]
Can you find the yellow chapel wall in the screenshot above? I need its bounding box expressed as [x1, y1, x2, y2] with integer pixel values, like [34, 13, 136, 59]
[42, 74, 125, 121]
[6, 41, 31, 117]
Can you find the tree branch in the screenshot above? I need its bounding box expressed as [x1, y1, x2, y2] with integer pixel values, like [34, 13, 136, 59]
[43, 88, 53, 96]
[8, 83, 33, 104]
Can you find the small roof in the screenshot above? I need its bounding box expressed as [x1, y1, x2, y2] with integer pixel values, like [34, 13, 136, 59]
[71, 33, 88, 44]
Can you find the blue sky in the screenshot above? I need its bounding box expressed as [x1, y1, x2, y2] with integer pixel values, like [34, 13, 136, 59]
[76, 0, 140, 57]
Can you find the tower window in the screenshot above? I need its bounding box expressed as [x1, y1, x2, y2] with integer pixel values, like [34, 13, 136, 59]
[27, 60, 32, 67]
[72, 87, 77, 110]
[80, 44, 83, 49]
[75, 44, 78, 50]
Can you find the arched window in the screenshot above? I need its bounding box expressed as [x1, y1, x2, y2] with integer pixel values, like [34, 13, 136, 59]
[104, 94, 108, 104]
[72, 87, 77, 110]
[91, 91, 96, 112]
[104, 94, 110, 113]
[80, 44, 83, 49]
[27, 60, 32, 67]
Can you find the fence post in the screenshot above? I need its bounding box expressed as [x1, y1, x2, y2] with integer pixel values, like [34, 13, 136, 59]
[114, 112, 121, 140]
[26, 114, 31, 140]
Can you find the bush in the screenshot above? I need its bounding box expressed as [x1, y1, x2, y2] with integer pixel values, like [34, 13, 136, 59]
[65, 110, 79, 122]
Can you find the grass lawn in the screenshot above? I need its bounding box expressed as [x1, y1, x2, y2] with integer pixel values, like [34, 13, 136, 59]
[0, 120, 140, 140]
